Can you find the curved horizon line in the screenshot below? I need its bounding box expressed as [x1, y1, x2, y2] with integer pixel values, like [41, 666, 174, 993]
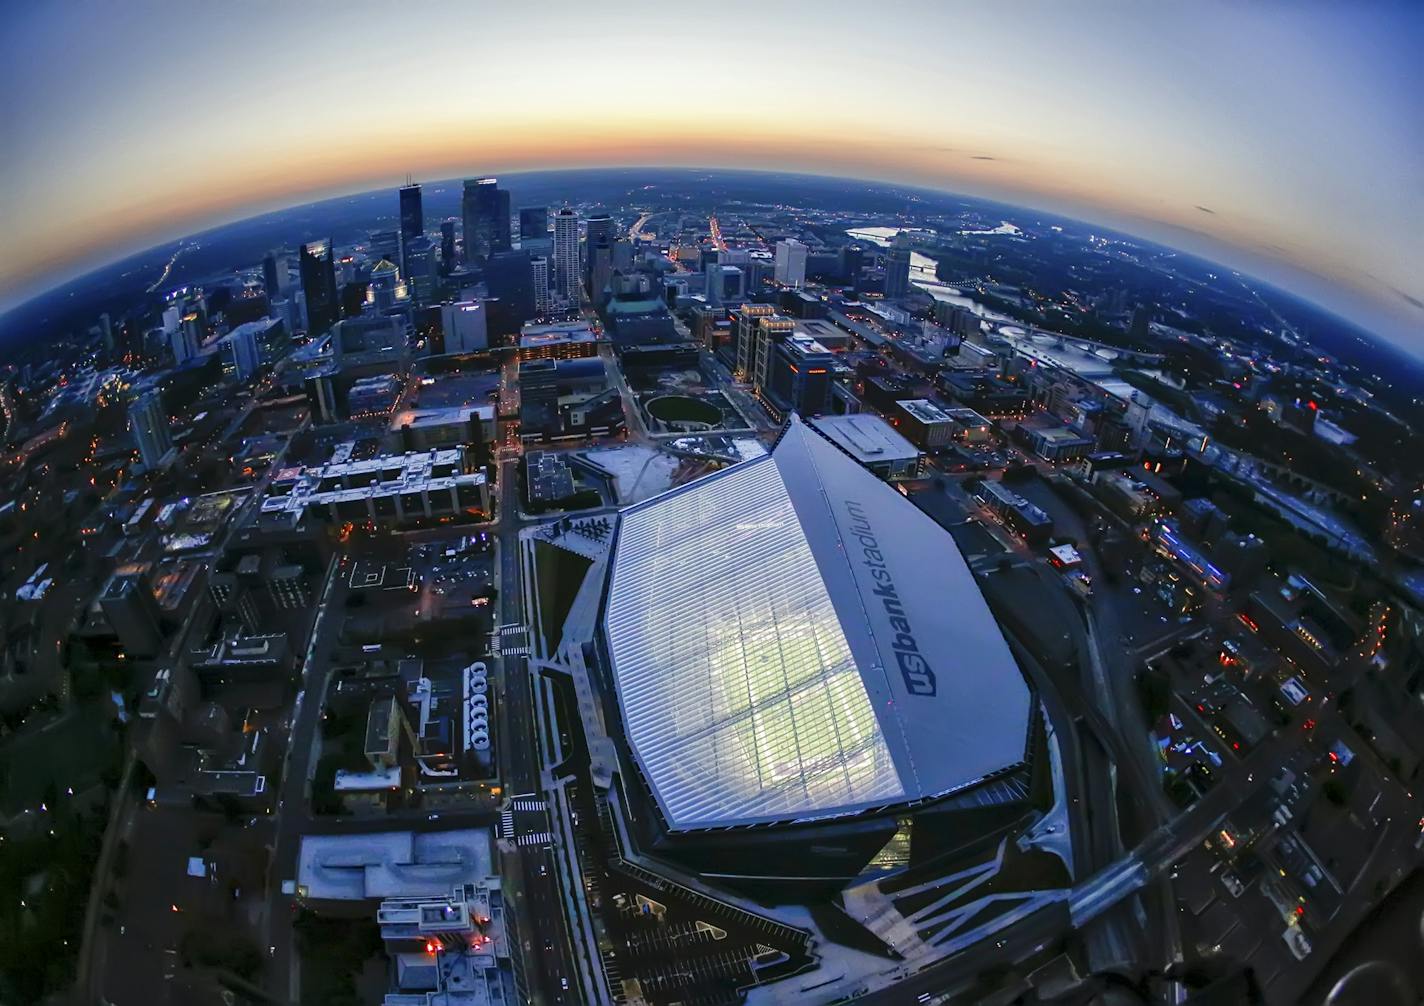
[0, 161, 1414, 363]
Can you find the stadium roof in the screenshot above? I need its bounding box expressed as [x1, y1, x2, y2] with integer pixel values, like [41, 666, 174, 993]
[603, 415, 1032, 831]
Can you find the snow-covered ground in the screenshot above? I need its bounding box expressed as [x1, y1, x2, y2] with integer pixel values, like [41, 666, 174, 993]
[580, 445, 683, 504]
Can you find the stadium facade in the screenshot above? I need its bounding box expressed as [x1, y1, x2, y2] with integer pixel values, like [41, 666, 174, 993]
[592, 416, 1044, 898]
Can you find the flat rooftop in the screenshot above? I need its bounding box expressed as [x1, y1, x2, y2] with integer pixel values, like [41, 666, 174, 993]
[297, 829, 494, 901]
[389, 405, 493, 429]
[603, 416, 1031, 831]
[899, 398, 955, 424]
[808, 413, 920, 464]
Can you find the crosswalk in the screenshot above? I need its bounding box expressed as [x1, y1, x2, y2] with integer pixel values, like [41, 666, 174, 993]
[512, 798, 545, 812]
[500, 810, 514, 839]
[500, 644, 531, 656]
[516, 831, 552, 847]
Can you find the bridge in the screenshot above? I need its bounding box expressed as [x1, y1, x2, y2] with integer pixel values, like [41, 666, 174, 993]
[997, 324, 1167, 366]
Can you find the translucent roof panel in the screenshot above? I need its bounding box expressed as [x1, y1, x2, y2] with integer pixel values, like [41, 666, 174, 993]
[604, 416, 1033, 832]
[605, 460, 905, 829]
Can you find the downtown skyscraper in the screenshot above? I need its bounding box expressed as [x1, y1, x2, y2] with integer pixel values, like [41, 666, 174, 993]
[127, 389, 173, 469]
[461, 178, 511, 263]
[553, 208, 580, 306]
[884, 236, 912, 300]
[299, 240, 340, 335]
[398, 182, 424, 273]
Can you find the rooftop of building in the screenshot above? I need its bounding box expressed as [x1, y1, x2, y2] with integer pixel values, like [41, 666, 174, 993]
[807, 413, 920, 464]
[898, 398, 955, 424]
[297, 829, 494, 901]
[389, 405, 494, 429]
[518, 321, 598, 345]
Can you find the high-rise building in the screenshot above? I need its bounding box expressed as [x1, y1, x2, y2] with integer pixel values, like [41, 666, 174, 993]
[530, 256, 551, 316]
[733, 303, 776, 380]
[439, 219, 457, 275]
[484, 251, 536, 337]
[461, 178, 506, 262]
[553, 209, 580, 305]
[519, 206, 549, 244]
[495, 188, 512, 253]
[100, 565, 164, 658]
[222, 324, 262, 380]
[884, 237, 912, 300]
[262, 251, 289, 300]
[170, 322, 199, 366]
[440, 301, 488, 354]
[705, 264, 745, 307]
[841, 244, 865, 287]
[398, 182, 424, 273]
[584, 215, 615, 294]
[752, 314, 797, 395]
[299, 240, 340, 334]
[128, 390, 173, 469]
[368, 229, 401, 264]
[402, 236, 439, 305]
[367, 258, 403, 312]
[767, 333, 834, 417]
[774, 239, 808, 288]
[613, 238, 634, 273]
[588, 237, 614, 307]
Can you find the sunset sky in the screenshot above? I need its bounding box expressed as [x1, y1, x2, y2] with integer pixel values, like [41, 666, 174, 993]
[1, 1, 1419, 349]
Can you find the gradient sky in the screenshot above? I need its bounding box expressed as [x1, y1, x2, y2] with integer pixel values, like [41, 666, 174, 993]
[2, 1, 1420, 349]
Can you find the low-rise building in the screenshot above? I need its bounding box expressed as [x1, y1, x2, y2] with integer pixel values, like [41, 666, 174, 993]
[894, 398, 957, 449]
[263, 446, 490, 526]
[808, 413, 922, 481]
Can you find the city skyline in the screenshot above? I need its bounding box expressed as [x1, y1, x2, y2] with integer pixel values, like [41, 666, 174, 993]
[2, 1, 1420, 354]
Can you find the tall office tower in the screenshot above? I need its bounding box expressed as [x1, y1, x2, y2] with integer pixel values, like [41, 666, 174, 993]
[162, 304, 182, 335]
[774, 239, 808, 288]
[222, 324, 261, 380]
[841, 244, 865, 287]
[884, 236, 912, 300]
[612, 238, 634, 273]
[98, 312, 114, 354]
[262, 250, 289, 300]
[553, 208, 580, 305]
[440, 219, 457, 275]
[128, 390, 173, 469]
[484, 251, 536, 336]
[170, 317, 200, 365]
[752, 314, 796, 394]
[768, 334, 834, 416]
[519, 206, 549, 243]
[734, 303, 776, 380]
[530, 256, 551, 315]
[369, 229, 401, 264]
[299, 240, 340, 334]
[440, 301, 488, 354]
[705, 264, 745, 307]
[584, 215, 615, 293]
[399, 182, 424, 268]
[588, 237, 614, 307]
[495, 188, 512, 253]
[402, 236, 439, 304]
[368, 258, 402, 312]
[99, 566, 164, 658]
[461, 177, 504, 262]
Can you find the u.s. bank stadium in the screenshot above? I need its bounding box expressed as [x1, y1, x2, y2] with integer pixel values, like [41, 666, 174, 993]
[581, 416, 1049, 899]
